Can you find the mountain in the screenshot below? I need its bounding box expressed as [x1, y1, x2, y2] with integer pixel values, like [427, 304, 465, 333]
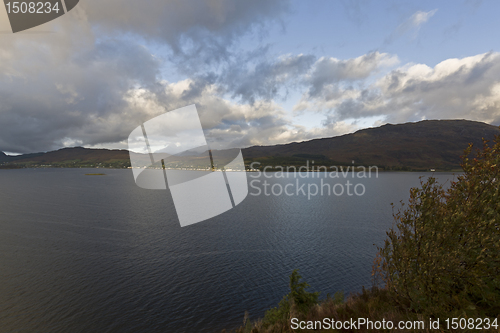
[15, 146, 129, 163]
[241, 119, 500, 170]
[1, 120, 499, 170]
[0, 151, 45, 163]
[0, 147, 131, 168]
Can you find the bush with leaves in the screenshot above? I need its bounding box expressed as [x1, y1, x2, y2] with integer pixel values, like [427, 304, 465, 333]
[375, 136, 500, 318]
[262, 269, 319, 329]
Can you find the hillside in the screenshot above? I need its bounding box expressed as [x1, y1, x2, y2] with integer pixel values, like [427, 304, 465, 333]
[242, 119, 500, 170]
[0, 147, 131, 168]
[1, 120, 499, 170]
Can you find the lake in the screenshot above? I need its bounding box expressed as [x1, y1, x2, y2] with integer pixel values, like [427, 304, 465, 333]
[0, 168, 459, 332]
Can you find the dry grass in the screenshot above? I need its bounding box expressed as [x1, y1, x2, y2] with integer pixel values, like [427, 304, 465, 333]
[223, 287, 500, 333]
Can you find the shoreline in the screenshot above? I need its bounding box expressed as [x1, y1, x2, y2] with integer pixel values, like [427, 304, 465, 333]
[0, 165, 463, 172]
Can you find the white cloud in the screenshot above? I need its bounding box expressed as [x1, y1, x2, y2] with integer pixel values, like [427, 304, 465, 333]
[294, 52, 398, 112]
[411, 9, 438, 27]
[123, 78, 356, 150]
[385, 9, 438, 44]
[298, 52, 500, 126]
[0, 1, 291, 153]
[1, 2, 498, 156]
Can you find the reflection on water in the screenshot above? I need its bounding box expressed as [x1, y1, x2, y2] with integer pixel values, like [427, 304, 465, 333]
[0, 168, 458, 332]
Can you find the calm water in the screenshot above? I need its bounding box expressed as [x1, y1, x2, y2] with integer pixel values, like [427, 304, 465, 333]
[0, 168, 458, 332]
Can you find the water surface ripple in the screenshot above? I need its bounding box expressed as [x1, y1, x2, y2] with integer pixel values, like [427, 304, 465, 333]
[0, 169, 458, 332]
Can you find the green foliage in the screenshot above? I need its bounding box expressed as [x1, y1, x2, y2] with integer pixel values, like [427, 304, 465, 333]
[288, 269, 320, 314]
[242, 311, 252, 333]
[262, 270, 319, 328]
[227, 138, 500, 333]
[377, 136, 500, 317]
[326, 290, 345, 305]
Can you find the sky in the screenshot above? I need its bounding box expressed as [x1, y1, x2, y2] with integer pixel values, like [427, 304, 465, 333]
[1, 0, 500, 154]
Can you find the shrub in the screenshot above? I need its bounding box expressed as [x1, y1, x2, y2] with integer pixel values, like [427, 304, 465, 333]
[262, 269, 319, 329]
[376, 136, 500, 317]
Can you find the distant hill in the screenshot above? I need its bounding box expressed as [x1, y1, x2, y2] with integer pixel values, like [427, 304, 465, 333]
[241, 119, 500, 171]
[16, 147, 129, 164]
[1, 120, 499, 170]
[0, 147, 131, 168]
[0, 151, 45, 163]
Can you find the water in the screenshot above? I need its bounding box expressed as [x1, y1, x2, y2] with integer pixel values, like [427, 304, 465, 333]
[0, 168, 458, 332]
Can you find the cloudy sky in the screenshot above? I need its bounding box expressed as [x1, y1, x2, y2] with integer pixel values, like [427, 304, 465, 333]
[1, 0, 500, 154]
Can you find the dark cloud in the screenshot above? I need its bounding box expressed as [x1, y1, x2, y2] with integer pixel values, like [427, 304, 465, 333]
[2, 1, 498, 156]
[0, 38, 164, 153]
[0, 1, 386, 154]
[0, 0, 292, 153]
[215, 51, 398, 112]
[83, 0, 289, 44]
[82, 0, 291, 70]
[219, 53, 316, 104]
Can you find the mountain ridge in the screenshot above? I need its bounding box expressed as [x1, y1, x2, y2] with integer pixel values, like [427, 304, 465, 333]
[1, 119, 499, 170]
[242, 119, 500, 170]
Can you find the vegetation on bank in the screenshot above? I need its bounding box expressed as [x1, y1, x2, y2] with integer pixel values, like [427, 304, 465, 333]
[224, 137, 500, 332]
[0, 160, 131, 169]
[0, 157, 454, 172]
[244, 153, 451, 172]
